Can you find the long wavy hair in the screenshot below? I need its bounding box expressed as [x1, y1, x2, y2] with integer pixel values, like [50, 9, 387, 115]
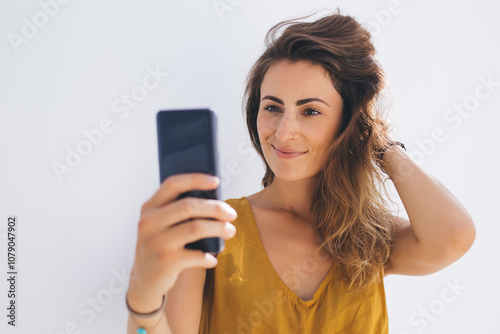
[243, 9, 398, 294]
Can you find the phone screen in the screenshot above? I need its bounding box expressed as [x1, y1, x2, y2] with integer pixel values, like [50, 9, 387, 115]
[156, 108, 223, 254]
[157, 109, 219, 199]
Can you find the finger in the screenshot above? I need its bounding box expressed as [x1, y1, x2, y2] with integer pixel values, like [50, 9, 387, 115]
[178, 249, 220, 270]
[164, 219, 237, 249]
[171, 197, 237, 223]
[144, 173, 219, 211]
[148, 198, 237, 232]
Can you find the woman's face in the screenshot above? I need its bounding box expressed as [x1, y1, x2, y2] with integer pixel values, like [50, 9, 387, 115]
[257, 59, 344, 183]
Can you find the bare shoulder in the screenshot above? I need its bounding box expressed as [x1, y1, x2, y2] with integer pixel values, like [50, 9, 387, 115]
[244, 191, 264, 207]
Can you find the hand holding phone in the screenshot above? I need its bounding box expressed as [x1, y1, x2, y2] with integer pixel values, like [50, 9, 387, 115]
[127, 173, 237, 315]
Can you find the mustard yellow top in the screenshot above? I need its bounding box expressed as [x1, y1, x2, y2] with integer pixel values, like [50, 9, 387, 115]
[199, 197, 389, 333]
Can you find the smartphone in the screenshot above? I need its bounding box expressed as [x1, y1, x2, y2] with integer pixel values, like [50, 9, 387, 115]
[156, 108, 223, 255]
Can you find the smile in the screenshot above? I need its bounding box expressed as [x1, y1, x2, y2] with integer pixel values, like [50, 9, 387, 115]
[272, 145, 308, 159]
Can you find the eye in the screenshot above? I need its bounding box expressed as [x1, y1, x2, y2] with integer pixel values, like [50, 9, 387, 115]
[304, 108, 321, 116]
[263, 105, 281, 113]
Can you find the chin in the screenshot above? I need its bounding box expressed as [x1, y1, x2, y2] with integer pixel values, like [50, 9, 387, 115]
[263, 152, 318, 182]
[268, 166, 320, 183]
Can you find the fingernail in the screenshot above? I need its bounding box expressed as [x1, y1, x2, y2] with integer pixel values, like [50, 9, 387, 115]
[228, 207, 237, 218]
[209, 176, 220, 185]
[225, 222, 237, 235]
[208, 256, 218, 266]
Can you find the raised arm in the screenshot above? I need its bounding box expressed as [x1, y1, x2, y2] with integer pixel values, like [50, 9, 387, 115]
[382, 144, 476, 276]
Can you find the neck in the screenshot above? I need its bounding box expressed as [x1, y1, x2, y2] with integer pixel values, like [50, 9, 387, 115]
[259, 174, 320, 220]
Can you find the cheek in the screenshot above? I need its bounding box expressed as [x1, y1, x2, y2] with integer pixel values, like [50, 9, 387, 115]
[308, 124, 339, 151]
[257, 113, 273, 139]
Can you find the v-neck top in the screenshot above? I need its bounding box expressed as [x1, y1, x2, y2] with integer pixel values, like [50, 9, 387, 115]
[198, 197, 389, 333]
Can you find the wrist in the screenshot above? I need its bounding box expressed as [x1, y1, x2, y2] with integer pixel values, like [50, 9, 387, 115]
[126, 289, 165, 317]
[379, 141, 407, 174]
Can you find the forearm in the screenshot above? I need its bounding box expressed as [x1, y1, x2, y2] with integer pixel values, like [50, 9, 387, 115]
[383, 145, 476, 250]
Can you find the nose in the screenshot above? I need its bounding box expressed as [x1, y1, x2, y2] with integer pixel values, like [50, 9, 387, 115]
[274, 112, 298, 142]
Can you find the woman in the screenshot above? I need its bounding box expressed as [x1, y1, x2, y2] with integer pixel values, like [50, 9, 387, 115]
[126, 11, 476, 334]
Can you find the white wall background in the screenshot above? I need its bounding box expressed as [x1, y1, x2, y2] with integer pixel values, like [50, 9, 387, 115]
[0, 0, 498, 333]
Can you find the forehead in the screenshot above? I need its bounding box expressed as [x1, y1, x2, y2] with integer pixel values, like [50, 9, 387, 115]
[260, 60, 338, 99]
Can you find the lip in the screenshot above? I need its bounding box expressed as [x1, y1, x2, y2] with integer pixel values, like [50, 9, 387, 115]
[272, 145, 308, 159]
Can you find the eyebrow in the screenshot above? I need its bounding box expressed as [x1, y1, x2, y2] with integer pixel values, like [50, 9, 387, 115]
[261, 95, 330, 107]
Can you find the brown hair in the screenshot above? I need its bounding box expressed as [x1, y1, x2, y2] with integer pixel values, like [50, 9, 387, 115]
[243, 9, 397, 294]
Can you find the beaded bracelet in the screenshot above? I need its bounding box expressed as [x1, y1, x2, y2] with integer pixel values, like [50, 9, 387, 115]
[379, 141, 406, 173]
[379, 141, 406, 162]
[126, 293, 166, 334]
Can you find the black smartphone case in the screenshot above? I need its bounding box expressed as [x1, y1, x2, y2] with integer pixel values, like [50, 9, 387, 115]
[156, 108, 224, 255]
